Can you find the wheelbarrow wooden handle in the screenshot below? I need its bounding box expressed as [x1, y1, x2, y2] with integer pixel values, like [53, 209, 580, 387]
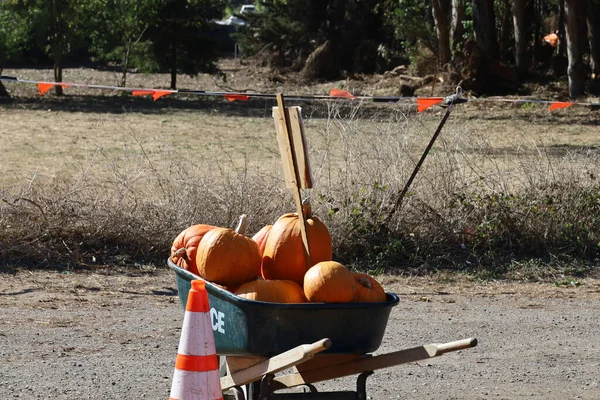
[220, 338, 331, 390]
[271, 337, 477, 390]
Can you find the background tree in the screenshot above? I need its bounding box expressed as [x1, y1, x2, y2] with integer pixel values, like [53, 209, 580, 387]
[564, 0, 586, 96]
[238, 0, 395, 79]
[471, 0, 498, 59]
[451, 0, 467, 51]
[146, 0, 226, 89]
[586, 0, 600, 83]
[512, 0, 529, 79]
[0, 0, 596, 98]
[5, 0, 90, 95]
[88, 0, 155, 87]
[495, 0, 513, 61]
[0, 7, 28, 97]
[385, 0, 436, 59]
[431, 0, 451, 66]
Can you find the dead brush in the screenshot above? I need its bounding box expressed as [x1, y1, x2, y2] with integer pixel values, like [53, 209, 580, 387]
[306, 101, 599, 277]
[0, 101, 598, 279]
[0, 130, 291, 270]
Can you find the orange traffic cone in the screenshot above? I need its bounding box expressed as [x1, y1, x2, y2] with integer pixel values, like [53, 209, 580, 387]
[169, 280, 223, 400]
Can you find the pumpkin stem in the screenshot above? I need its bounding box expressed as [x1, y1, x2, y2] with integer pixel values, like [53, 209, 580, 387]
[173, 248, 187, 259]
[302, 199, 312, 218]
[235, 214, 249, 235]
[358, 277, 373, 289]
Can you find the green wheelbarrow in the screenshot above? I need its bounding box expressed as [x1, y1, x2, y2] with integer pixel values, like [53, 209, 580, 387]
[168, 258, 477, 400]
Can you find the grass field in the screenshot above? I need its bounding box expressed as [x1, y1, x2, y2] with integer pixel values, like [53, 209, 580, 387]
[1, 67, 599, 278]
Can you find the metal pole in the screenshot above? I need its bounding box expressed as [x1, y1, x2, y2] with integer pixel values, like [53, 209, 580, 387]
[384, 87, 464, 226]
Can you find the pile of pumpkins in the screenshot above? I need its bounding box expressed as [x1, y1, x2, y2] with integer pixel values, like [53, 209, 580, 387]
[170, 204, 387, 304]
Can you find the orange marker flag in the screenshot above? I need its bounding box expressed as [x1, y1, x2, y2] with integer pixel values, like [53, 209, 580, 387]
[151, 90, 172, 101]
[417, 97, 443, 113]
[224, 94, 250, 102]
[329, 88, 355, 99]
[132, 90, 153, 97]
[548, 101, 574, 111]
[132, 90, 172, 101]
[37, 82, 70, 95]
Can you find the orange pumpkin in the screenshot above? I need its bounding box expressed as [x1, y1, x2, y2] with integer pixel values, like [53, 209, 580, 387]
[234, 279, 306, 303]
[303, 261, 356, 303]
[353, 273, 387, 302]
[195, 215, 261, 287]
[252, 224, 273, 256]
[170, 224, 215, 275]
[261, 204, 332, 285]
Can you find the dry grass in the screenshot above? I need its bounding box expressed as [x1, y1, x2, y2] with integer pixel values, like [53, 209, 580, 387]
[0, 67, 598, 279]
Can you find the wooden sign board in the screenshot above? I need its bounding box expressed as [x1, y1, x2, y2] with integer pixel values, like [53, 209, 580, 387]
[272, 106, 313, 189]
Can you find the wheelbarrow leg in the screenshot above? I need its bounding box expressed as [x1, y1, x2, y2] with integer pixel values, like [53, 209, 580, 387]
[258, 371, 373, 399]
[247, 380, 262, 400]
[355, 371, 373, 400]
[227, 381, 261, 400]
[230, 386, 246, 400]
[260, 374, 320, 398]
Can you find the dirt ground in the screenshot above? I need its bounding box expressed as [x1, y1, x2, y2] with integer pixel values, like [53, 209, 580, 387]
[1, 268, 599, 400]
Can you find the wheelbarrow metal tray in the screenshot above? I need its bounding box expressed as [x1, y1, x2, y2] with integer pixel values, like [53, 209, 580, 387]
[168, 258, 399, 357]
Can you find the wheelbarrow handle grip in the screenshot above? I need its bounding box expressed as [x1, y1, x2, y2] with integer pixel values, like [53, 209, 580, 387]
[425, 337, 477, 356]
[302, 338, 332, 356]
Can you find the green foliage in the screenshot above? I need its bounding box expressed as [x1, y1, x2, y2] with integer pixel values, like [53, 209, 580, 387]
[0, 7, 29, 66]
[146, 0, 226, 86]
[448, 183, 600, 266]
[0, 0, 571, 83]
[237, 0, 399, 73]
[100, 41, 160, 73]
[3, 0, 91, 65]
[234, 0, 326, 68]
[376, 0, 436, 65]
[86, 0, 155, 64]
[327, 170, 600, 276]
[0, 0, 227, 85]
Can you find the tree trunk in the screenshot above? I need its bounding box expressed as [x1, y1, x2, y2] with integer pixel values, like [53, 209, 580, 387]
[587, 0, 600, 78]
[0, 81, 9, 98]
[0, 69, 9, 98]
[50, 0, 63, 96]
[498, 0, 512, 61]
[451, 0, 466, 51]
[170, 41, 177, 90]
[432, 0, 451, 66]
[564, 0, 587, 97]
[300, 40, 340, 81]
[512, 0, 528, 79]
[531, 0, 543, 64]
[472, 0, 499, 59]
[120, 27, 147, 88]
[53, 50, 64, 96]
[557, 0, 567, 57]
[121, 38, 132, 87]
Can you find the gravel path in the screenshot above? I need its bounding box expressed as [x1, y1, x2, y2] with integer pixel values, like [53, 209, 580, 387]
[1, 270, 599, 399]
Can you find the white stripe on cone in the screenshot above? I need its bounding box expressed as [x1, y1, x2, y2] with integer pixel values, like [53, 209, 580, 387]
[178, 310, 216, 356]
[169, 369, 222, 400]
